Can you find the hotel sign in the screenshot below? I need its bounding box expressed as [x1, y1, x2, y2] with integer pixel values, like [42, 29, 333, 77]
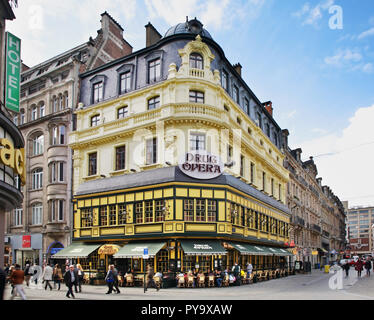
[5, 32, 21, 112]
[179, 151, 223, 180]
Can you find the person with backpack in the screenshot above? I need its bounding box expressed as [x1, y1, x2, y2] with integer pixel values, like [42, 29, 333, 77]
[355, 258, 364, 278]
[105, 265, 115, 294]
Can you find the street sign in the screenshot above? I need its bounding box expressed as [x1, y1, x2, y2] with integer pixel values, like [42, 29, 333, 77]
[143, 248, 149, 259]
[5, 32, 21, 112]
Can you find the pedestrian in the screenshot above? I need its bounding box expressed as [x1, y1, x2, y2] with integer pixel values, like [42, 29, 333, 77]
[76, 264, 85, 293]
[355, 259, 364, 278]
[53, 264, 63, 290]
[232, 262, 241, 286]
[0, 267, 6, 301]
[105, 265, 115, 294]
[365, 259, 372, 277]
[32, 263, 39, 285]
[343, 260, 350, 278]
[10, 264, 27, 300]
[7, 265, 15, 295]
[246, 262, 253, 278]
[112, 265, 121, 294]
[63, 265, 78, 298]
[24, 264, 31, 287]
[146, 263, 159, 291]
[42, 263, 53, 290]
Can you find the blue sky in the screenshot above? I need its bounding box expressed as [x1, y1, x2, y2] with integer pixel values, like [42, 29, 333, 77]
[7, 0, 374, 207]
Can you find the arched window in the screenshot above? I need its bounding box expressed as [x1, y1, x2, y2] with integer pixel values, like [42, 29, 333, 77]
[91, 114, 100, 127]
[31, 105, 37, 121]
[147, 96, 160, 110]
[32, 134, 44, 156]
[190, 53, 203, 69]
[39, 102, 45, 117]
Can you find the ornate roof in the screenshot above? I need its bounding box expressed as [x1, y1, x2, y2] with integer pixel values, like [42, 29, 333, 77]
[164, 18, 213, 40]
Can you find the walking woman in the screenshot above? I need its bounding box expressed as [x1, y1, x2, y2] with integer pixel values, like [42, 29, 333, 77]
[53, 264, 63, 290]
[364, 259, 372, 277]
[24, 264, 31, 287]
[105, 265, 115, 294]
[76, 264, 85, 293]
[355, 258, 364, 278]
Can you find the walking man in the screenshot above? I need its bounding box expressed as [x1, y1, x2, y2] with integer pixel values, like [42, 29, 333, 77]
[343, 260, 350, 278]
[145, 264, 159, 291]
[10, 264, 27, 300]
[365, 259, 372, 277]
[112, 265, 121, 294]
[42, 263, 54, 290]
[64, 265, 78, 298]
[355, 259, 364, 278]
[24, 264, 31, 287]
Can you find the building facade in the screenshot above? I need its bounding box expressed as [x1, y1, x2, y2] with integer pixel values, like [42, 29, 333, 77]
[5, 12, 132, 267]
[346, 206, 374, 256]
[1, 0, 25, 268]
[282, 131, 346, 266]
[59, 18, 293, 279]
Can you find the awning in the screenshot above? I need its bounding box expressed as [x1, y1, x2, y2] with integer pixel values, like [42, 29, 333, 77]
[180, 240, 227, 256]
[227, 242, 258, 255]
[267, 247, 294, 256]
[113, 242, 166, 259]
[318, 248, 328, 254]
[51, 242, 101, 259]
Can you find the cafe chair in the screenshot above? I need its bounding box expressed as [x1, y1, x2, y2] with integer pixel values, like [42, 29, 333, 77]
[125, 274, 134, 287]
[208, 275, 215, 287]
[117, 275, 124, 287]
[177, 276, 185, 288]
[154, 276, 161, 289]
[222, 274, 230, 287]
[198, 275, 205, 288]
[187, 275, 194, 288]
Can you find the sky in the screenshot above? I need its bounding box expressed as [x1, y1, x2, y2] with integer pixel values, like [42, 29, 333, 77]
[6, 0, 374, 208]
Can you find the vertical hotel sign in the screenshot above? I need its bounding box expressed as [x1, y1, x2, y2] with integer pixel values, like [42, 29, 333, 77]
[5, 32, 21, 112]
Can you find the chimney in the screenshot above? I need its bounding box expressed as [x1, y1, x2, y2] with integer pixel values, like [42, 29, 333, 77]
[317, 177, 322, 187]
[145, 22, 162, 47]
[263, 101, 273, 117]
[233, 63, 242, 77]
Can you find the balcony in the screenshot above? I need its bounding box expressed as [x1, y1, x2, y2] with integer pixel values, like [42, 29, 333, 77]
[312, 224, 321, 234]
[291, 215, 305, 228]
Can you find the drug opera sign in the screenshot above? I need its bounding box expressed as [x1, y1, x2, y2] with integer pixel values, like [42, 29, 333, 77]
[178, 151, 224, 180]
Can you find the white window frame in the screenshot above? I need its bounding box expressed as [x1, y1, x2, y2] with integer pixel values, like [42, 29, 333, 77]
[32, 169, 43, 190]
[13, 208, 23, 226]
[32, 203, 43, 225]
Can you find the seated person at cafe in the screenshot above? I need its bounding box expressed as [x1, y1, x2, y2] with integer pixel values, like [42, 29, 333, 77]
[176, 271, 185, 286]
[215, 270, 224, 287]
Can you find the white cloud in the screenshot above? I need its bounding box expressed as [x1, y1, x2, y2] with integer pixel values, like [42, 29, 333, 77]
[324, 48, 362, 67]
[362, 63, 374, 74]
[293, 0, 335, 27]
[299, 105, 374, 207]
[358, 27, 374, 40]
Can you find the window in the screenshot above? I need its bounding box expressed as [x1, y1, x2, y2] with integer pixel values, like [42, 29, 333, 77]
[240, 155, 245, 177]
[53, 97, 58, 113]
[184, 199, 194, 221]
[196, 199, 206, 222]
[250, 162, 255, 184]
[32, 203, 43, 225]
[135, 202, 143, 224]
[222, 70, 228, 90]
[91, 114, 100, 127]
[120, 72, 131, 93]
[148, 58, 161, 83]
[227, 144, 233, 163]
[51, 125, 65, 145]
[20, 111, 25, 125]
[233, 85, 239, 104]
[40, 104, 45, 117]
[279, 184, 282, 201]
[115, 146, 126, 171]
[31, 106, 37, 121]
[265, 123, 270, 137]
[13, 115, 18, 126]
[157, 250, 169, 272]
[146, 138, 157, 165]
[32, 134, 44, 156]
[189, 90, 204, 103]
[117, 106, 128, 119]
[256, 112, 262, 128]
[59, 95, 64, 110]
[13, 208, 23, 226]
[109, 205, 117, 226]
[88, 152, 97, 176]
[190, 133, 206, 151]
[190, 53, 203, 69]
[271, 178, 274, 196]
[50, 162, 64, 183]
[262, 171, 266, 191]
[81, 208, 92, 228]
[118, 204, 127, 225]
[100, 206, 108, 226]
[244, 98, 250, 115]
[32, 169, 43, 190]
[50, 200, 64, 222]
[145, 200, 153, 223]
[65, 94, 69, 109]
[148, 96, 160, 110]
[93, 82, 103, 103]
[207, 200, 216, 222]
[155, 200, 165, 222]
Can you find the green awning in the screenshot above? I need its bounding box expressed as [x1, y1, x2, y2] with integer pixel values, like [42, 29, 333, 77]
[266, 247, 294, 256]
[51, 242, 101, 259]
[180, 240, 227, 255]
[113, 242, 166, 259]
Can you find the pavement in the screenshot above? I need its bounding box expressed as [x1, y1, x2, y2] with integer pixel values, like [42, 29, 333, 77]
[4, 268, 374, 300]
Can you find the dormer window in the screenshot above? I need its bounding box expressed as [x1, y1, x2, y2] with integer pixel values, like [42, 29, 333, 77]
[120, 71, 131, 93]
[190, 53, 203, 70]
[148, 58, 161, 83]
[93, 82, 103, 103]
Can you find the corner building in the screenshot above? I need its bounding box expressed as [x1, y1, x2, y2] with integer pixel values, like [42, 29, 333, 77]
[62, 19, 292, 280]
